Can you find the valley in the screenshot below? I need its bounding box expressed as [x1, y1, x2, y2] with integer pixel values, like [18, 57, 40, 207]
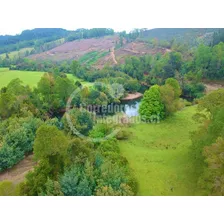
[0, 28, 224, 196]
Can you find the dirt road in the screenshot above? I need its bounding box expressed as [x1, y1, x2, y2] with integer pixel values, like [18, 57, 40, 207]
[0, 155, 35, 184]
[110, 47, 117, 64]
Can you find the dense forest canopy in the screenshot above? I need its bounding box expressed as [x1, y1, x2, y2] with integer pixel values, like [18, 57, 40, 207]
[141, 28, 222, 46]
[0, 28, 68, 45]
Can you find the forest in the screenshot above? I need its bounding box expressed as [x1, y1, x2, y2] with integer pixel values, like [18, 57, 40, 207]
[0, 28, 115, 55]
[0, 28, 224, 196]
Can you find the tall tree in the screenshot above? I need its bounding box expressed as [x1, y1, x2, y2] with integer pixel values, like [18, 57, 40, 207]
[33, 125, 69, 161]
[139, 85, 165, 121]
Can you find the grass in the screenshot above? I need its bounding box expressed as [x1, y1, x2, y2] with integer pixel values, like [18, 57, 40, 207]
[0, 69, 45, 88]
[0, 68, 92, 89]
[0, 47, 34, 59]
[119, 106, 200, 196]
[67, 74, 93, 87]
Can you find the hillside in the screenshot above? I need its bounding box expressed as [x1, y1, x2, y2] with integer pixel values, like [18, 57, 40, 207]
[29, 37, 170, 68]
[96, 41, 170, 68]
[140, 28, 221, 45]
[24, 28, 223, 68]
[0, 28, 115, 57]
[119, 106, 200, 196]
[0, 28, 70, 54]
[29, 35, 119, 62]
[1, 28, 222, 69]
[0, 47, 34, 59]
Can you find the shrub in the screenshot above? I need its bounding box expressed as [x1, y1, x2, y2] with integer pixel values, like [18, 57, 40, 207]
[0, 117, 42, 171]
[116, 128, 131, 140]
[62, 108, 94, 136]
[89, 123, 112, 139]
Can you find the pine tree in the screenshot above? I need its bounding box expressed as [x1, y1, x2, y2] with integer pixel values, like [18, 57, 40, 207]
[139, 85, 165, 122]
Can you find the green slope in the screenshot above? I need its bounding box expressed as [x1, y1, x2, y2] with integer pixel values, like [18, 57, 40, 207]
[119, 106, 200, 196]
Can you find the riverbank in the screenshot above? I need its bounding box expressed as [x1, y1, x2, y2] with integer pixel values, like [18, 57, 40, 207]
[122, 92, 143, 101]
[204, 83, 224, 93]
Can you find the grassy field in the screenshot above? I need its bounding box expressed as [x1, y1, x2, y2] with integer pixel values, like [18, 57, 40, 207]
[67, 74, 92, 87]
[0, 68, 92, 89]
[119, 106, 200, 196]
[0, 47, 34, 59]
[0, 68, 45, 88]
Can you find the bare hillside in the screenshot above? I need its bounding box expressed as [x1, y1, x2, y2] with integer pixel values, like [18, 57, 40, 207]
[96, 41, 169, 68]
[29, 36, 119, 61]
[29, 35, 169, 69]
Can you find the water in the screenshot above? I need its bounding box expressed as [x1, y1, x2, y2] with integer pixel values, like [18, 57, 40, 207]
[58, 99, 142, 118]
[122, 99, 140, 117]
[88, 99, 141, 117]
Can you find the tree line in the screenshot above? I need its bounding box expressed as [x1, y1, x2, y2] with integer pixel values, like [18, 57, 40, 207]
[190, 89, 224, 195]
[0, 28, 115, 55]
[0, 28, 69, 54]
[66, 28, 114, 42]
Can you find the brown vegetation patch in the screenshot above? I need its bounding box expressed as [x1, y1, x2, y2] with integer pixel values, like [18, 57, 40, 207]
[29, 37, 170, 69]
[96, 41, 169, 68]
[29, 36, 119, 61]
[204, 83, 224, 94]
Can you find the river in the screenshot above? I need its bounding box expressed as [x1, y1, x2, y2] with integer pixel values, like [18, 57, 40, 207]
[56, 98, 141, 118]
[121, 99, 141, 117]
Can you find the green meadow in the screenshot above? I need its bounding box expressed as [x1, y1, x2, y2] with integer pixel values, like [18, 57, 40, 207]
[119, 106, 200, 196]
[0, 68, 92, 89]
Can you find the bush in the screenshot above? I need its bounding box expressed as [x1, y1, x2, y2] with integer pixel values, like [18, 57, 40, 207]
[183, 83, 205, 99]
[0, 145, 23, 172]
[182, 99, 192, 107]
[116, 128, 131, 140]
[33, 125, 69, 161]
[165, 78, 181, 98]
[60, 163, 94, 196]
[0, 117, 42, 171]
[89, 123, 112, 139]
[62, 108, 94, 136]
[124, 79, 141, 93]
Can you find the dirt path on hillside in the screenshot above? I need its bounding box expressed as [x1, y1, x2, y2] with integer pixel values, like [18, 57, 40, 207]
[0, 155, 36, 184]
[110, 47, 117, 64]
